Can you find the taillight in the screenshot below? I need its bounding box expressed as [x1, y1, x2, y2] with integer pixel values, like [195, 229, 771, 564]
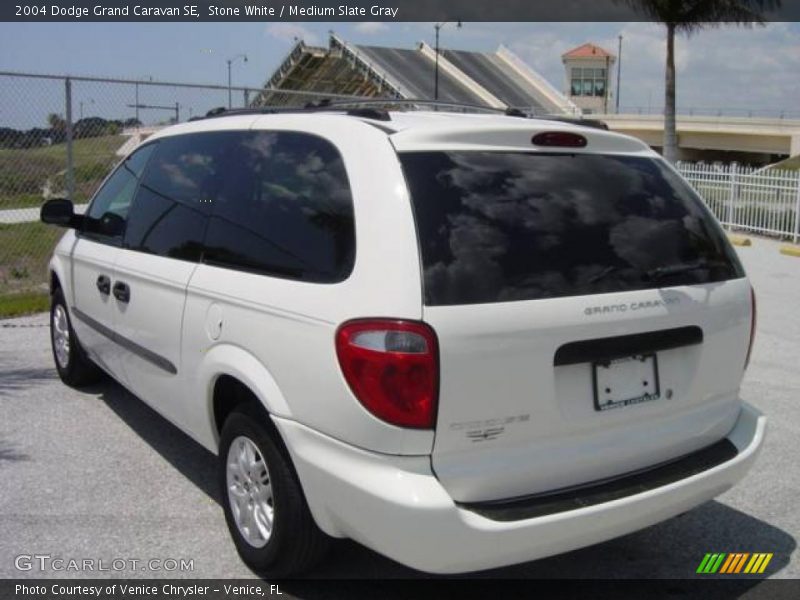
[745, 286, 757, 370]
[532, 131, 587, 148]
[336, 319, 439, 429]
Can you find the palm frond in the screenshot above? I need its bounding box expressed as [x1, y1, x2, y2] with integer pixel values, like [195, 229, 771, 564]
[615, 0, 780, 29]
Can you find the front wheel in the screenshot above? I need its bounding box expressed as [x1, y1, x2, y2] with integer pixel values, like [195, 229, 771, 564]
[50, 288, 101, 387]
[218, 406, 331, 577]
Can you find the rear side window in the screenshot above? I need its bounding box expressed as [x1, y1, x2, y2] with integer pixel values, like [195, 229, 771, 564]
[125, 133, 222, 261]
[400, 152, 744, 306]
[203, 131, 355, 283]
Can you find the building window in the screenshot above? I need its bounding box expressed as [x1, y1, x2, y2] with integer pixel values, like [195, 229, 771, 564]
[570, 66, 608, 98]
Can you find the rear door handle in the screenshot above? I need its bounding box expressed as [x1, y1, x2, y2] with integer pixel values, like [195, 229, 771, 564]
[96, 275, 111, 295]
[112, 281, 130, 303]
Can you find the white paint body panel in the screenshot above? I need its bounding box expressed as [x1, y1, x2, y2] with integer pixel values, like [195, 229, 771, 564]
[63, 233, 125, 378]
[113, 249, 198, 425]
[276, 403, 765, 574]
[426, 279, 749, 502]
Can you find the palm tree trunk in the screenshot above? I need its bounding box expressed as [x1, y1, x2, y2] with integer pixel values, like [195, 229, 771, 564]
[663, 22, 678, 164]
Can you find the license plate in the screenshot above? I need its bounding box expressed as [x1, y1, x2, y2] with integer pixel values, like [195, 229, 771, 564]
[593, 354, 660, 412]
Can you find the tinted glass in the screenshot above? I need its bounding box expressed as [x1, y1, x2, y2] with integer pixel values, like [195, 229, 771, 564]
[85, 143, 156, 242]
[125, 134, 223, 261]
[203, 131, 355, 283]
[400, 152, 744, 306]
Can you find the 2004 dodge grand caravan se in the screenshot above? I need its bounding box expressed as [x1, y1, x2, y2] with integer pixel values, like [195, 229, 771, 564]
[41, 107, 765, 576]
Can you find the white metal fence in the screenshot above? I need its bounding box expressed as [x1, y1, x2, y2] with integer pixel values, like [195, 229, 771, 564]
[677, 162, 800, 243]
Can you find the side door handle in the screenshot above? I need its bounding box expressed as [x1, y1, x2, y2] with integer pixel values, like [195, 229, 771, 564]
[96, 275, 111, 295]
[112, 281, 130, 304]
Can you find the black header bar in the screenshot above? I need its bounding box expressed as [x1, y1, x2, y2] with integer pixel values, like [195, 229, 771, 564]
[3, 0, 799, 22]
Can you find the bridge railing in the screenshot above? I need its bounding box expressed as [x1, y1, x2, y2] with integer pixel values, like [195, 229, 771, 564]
[617, 106, 800, 120]
[677, 162, 800, 242]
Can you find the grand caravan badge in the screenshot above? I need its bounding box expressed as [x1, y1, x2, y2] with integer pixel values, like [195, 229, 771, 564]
[584, 297, 679, 316]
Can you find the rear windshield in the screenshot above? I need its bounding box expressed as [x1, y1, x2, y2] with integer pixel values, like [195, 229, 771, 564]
[400, 152, 744, 306]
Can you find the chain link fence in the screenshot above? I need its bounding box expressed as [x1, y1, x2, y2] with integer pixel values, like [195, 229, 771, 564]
[0, 70, 799, 317]
[0, 71, 361, 316]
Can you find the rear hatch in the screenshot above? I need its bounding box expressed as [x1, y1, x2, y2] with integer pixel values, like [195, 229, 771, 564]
[394, 124, 751, 503]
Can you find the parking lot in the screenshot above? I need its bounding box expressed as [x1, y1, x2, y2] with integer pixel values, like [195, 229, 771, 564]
[0, 236, 797, 585]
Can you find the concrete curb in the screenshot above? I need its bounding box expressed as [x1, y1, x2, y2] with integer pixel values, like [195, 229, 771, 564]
[780, 245, 800, 257]
[728, 235, 752, 247]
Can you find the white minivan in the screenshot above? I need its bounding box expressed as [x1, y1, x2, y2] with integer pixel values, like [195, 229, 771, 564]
[41, 106, 764, 576]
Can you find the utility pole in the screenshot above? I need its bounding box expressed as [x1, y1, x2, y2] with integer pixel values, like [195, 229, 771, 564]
[79, 98, 94, 121]
[227, 59, 231, 108]
[134, 76, 152, 126]
[226, 54, 248, 109]
[604, 55, 610, 114]
[616, 35, 623, 113]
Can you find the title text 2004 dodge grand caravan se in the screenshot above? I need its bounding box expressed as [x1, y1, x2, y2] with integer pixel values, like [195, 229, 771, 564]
[41, 107, 765, 576]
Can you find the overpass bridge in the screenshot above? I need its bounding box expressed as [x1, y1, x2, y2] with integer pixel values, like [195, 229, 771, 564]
[250, 36, 798, 167]
[595, 114, 800, 166]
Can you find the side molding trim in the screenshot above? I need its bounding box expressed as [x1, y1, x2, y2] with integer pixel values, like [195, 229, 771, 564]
[71, 306, 178, 375]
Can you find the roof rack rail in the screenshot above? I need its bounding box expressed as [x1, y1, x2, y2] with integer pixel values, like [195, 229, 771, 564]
[504, 107, 528, 118]
[193, 100, 608, 130]
[196, 98, 509, 122]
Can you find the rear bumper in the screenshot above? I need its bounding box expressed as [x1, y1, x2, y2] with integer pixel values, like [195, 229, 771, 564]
[275, 402, 766, 574]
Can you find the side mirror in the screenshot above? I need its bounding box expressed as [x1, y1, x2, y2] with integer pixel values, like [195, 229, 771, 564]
[40, 198, 76, 227]
[96, 212, 125, 237]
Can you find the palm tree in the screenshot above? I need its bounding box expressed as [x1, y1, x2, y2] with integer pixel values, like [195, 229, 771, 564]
[620, 0, 779, 163]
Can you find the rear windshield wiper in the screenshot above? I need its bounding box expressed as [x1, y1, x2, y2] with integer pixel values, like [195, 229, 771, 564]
[587, 265, 626, 284]
[645, 259, 729, 281]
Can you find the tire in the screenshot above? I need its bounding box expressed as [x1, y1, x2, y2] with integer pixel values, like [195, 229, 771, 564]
[219, 404, 331, 577]
[50, 287, 102, 387]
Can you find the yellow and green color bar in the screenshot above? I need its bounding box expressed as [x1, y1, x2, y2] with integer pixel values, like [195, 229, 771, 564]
[696, 553, 773, 574]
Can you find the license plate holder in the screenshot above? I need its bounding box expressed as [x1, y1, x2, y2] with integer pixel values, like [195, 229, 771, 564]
[592, 353, 661, 412]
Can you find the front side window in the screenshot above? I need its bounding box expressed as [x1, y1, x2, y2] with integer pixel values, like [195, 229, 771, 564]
[400, 151, 744, 306]
[84, 143, 156, 244]
[124, 133, 224, 261]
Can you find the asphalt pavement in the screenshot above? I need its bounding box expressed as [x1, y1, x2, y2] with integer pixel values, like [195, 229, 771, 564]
[0, 235, 797, 585]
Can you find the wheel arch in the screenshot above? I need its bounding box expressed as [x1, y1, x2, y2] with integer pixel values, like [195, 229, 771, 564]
[47, 231, 76, 301]
[199, 344, 293, 449]
[206, 352, 342, 539]
[48, 254, 69, 297]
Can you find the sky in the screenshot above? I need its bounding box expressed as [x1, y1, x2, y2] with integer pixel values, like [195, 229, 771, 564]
[0, 21, 798, 128]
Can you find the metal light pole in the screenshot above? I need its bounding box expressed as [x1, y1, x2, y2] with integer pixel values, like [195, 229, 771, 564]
[616, 35, 623, 113]
[227, 54, 248, 109]
[79, 98, 94, 120]
[134, 76, 152, 126]
[433, 21, 461, 101]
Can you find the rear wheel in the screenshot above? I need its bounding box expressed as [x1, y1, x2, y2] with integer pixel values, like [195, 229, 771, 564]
[50, 287, 101, 387]
[218, 405, 331, 577]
